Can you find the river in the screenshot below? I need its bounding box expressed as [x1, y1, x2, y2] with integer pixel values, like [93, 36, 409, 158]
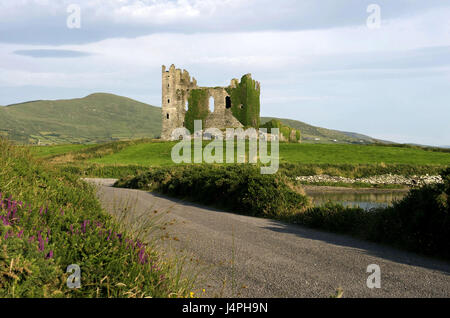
[303, 186, 409, 210]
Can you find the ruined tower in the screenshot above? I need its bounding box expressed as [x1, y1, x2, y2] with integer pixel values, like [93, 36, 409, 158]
[161, 64, 261, 141]
[161, 64, 198, 140]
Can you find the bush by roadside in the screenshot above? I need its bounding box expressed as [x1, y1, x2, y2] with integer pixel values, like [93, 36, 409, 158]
[115, 165, 310, 219]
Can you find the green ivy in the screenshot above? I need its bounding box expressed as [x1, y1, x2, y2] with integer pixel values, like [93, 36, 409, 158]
[260, 119, 301, 143]
[226, 74, 260, 128]
[184, 89, 210, 133]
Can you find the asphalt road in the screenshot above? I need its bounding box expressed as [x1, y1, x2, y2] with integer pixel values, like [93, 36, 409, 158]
[86, 178, 450, 298]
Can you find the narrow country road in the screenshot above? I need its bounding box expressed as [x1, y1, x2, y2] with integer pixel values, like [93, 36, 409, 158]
[86, 178, 450, 298]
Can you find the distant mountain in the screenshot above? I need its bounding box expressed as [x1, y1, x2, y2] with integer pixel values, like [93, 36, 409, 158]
[1, 93, 385, 145]
[260, 117, 387, 144]
[0, 93, 161, 144]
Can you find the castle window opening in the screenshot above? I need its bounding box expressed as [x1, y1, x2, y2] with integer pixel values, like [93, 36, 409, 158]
[168, 99, 170, 104]
[226, 96, 231, 109]
[209, 96, 215, 113]
[167, 113, 169, 119]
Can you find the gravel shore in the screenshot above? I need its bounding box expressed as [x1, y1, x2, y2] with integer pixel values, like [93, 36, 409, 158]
[296, 174, 443, 186]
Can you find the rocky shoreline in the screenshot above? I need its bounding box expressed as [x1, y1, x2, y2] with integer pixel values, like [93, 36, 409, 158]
[295, 174, 443, 186]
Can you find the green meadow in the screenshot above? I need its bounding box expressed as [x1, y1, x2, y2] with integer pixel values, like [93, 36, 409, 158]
[85, 141, 450, 166]
[31, 144, 97, 158]
[28, 139, 449, 181]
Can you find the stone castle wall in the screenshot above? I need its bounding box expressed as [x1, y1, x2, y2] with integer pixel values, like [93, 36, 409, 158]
[161, 64, 260, 140]
[161, 64, 198, 140]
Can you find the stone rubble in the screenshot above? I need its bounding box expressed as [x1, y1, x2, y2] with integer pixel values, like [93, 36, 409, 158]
[295, 174, 443, 186]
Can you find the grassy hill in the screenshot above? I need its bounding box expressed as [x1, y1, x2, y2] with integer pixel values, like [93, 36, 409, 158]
[0, 92, 385, 145]
[0, 93, 161, 144]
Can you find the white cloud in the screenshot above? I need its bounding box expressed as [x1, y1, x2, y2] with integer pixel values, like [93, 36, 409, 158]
[1, 3, 449, 83]
[1, 2, 450, 144]
[103, 0, 235, 24]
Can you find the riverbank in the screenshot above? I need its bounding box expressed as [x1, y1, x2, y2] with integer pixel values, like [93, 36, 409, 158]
[302, 185, 410, 194]
[296, 174, 443, 186]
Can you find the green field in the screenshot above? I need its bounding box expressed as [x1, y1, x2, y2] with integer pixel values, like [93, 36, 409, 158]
[85, 141, 450, 166]
[30, 144, 96, 158]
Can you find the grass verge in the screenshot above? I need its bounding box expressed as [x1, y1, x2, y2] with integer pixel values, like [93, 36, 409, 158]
[0, 138, 193, 297]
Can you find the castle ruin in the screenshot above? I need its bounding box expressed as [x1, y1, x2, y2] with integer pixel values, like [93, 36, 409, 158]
[161, 64, 261, 140]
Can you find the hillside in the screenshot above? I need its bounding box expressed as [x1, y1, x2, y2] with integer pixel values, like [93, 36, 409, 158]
[260, 117, 385, 144]
[0, 93, 384, 145]
[0, 93, 161, 144]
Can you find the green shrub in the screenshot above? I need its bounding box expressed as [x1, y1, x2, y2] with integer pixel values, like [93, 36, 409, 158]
[366, 168, 450, 257]
[291, 168, 450, 259]
[116, 165, 309, 219]
[293, 203, 368, 235]
[260, 119, 301, 143]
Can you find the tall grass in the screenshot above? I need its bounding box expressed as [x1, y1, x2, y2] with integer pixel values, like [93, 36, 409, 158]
[0, 138, 193, 297]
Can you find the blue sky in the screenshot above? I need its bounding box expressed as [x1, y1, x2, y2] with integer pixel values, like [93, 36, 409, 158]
[1, 0, 449, 146]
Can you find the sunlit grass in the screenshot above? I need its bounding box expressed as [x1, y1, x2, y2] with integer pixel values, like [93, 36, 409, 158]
[86, 141, 450, 166]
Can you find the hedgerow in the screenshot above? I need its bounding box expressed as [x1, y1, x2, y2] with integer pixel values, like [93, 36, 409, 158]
[115, 165, 309, 219]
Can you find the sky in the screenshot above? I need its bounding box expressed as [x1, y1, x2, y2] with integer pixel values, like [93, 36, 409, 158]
[0, 0, 449, 146]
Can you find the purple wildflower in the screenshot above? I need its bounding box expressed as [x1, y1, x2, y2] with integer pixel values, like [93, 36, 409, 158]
[37, 232, 45, 251]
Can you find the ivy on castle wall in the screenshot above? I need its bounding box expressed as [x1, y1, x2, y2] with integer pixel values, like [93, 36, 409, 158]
[184, 89, 210, 132]
[260, 119, 301, 142]
[226, 74, 260, 128]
